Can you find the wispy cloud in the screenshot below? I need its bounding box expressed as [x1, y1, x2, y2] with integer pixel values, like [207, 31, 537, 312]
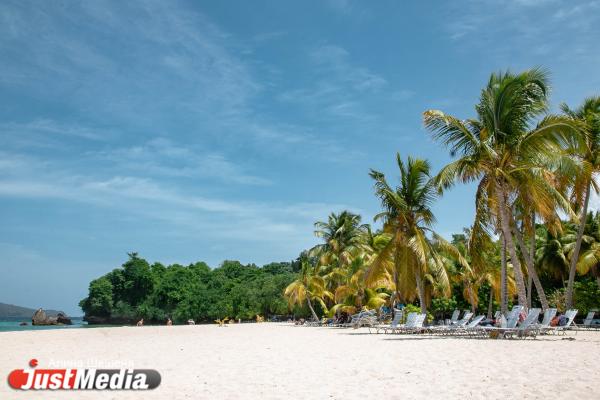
[91, 137, 271, 186]
[0, 151, 358, 244]
[278, 44, 387, 123]
[444, 0, 600, 62]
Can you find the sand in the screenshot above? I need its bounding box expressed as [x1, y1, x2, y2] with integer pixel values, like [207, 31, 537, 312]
[1, 323, 599, 399]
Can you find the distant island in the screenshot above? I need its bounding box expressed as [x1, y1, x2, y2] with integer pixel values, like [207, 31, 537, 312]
[0, 302, 64, 319]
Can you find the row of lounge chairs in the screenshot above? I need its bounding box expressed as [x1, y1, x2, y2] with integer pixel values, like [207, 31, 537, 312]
[367, 306, 580, 339]
[297, 307, 594, 339]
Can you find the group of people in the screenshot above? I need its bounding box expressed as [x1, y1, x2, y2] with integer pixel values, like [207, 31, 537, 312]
[135, 317, 173, 326]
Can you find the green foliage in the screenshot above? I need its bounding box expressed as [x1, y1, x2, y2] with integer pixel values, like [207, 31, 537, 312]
[401, 303, 434, 323]
[79, 277, 113, 317]
[430, 297, 458, 319]
[81, 255, 296, 323]
[549, 279, 600, 314]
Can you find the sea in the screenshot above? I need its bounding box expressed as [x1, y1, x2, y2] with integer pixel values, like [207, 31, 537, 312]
[0, 317, 88, 332]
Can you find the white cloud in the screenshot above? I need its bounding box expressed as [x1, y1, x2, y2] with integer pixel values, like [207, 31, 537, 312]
[91, 137, 271, 186]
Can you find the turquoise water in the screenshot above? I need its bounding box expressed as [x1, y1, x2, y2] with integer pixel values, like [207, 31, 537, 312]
[0, 317, 87, 332]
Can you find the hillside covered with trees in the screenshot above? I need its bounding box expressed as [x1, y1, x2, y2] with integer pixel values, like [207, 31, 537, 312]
[79, 254, 300, 324]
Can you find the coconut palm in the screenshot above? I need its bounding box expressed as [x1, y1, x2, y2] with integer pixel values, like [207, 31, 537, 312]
[329, 256, 389, 316]
[284, 259, 332, 321]
[424, 68, 580, 309]
[310, 211, 368, 304]
[560, 97, 600, 308]
[535, 225, 571, 284]
[312, 211, 367, 267]
[564, 212, 600, 288]
[365, 154, 454, 313]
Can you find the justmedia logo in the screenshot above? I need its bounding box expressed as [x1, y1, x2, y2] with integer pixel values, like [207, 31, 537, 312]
[7, 359, 161, 390]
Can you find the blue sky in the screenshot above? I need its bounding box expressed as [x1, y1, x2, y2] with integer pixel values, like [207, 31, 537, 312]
[1, 0, 599, 315]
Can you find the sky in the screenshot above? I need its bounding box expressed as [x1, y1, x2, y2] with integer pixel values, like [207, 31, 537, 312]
[1, 0, 600, 315]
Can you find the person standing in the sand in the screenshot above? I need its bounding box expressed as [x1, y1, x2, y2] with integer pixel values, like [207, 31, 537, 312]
[167, 318, 172, 326]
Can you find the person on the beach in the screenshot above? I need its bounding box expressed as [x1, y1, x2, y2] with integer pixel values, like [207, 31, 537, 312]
[167, 318, 172, 326]
[136, 318, 144, 327]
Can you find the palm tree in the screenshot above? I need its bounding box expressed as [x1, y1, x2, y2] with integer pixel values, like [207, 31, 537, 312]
[284, 259, 331, 321]
[310, 211, 368, 307]
[564, 212, 600, 289]
[535, 225, 571, 285]
[560, 97, 600, 308]
[424, 68, 579, 309]
[312, 211, 367, 267]
[365, 154, 453, 313]
[329, 256, 389, 316]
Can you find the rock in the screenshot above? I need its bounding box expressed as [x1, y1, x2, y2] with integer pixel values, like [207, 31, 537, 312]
[32, 308, 49, 325]
[56, 312, 72, 325]
[31, 308, 72, 325]
[19, 322, 28, 326]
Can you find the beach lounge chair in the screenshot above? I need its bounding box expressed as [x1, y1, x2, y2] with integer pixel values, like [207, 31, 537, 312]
[578, 311, 599, 330]
[583, 311, 595, 327]
[454, 315, 486, 337]
[428, 312, 473, 335]
[475, 305, 523, 337]
[343, 309, 377, 328]
[390, 312, 426, 334]
[533, 308, 556, 332]
[444, 309, 460, 325]
[544, 309, 578, 335]
[501, 308, 541, 339]
[369, 309, 403, 334]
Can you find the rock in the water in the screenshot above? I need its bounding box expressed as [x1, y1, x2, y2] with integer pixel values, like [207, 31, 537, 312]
[56, 312, 72, 325]
[31, 308, 72, 325]
[32, 308, 49, 325]
[19, 322, 28, 326]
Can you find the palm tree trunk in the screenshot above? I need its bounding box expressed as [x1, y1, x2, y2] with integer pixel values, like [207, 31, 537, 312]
[528, 215, 535, 308]
[306, 296, 319, 322]
[511, 221, 549, 310]
[527, 275, 533, 308]
[566, 181, 592, 309]
[501, 233, 508, 315]
[495, 181, 528, 307]
[487, 289, 493, 319]
[467, 286, 476, 314]
[415, 270, 427, 314]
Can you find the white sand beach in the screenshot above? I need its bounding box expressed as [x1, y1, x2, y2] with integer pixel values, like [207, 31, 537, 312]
[1, 323, 599, 399]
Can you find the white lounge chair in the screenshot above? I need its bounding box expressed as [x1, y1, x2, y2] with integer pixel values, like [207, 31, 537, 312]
[446, 315, 486, 337]
[369, 309, 403, 334]
[502, 308, 542, 339]
[428, 312, 473, 335]
[391, 313, 426, 334]
[445, 309, 460, 325]
[476, 305, 523, 337]
[578, 311, 599, 330]
[545, 309, 578, 335]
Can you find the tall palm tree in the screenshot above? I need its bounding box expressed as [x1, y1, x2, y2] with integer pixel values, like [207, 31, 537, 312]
[284, 259, 332, 321]
[424, 68, 579, 309]
[312, 211, 367, 266]
[365, 154, 453, 313]
[560, 97, 600, 308]
[310, 211, 368, 305]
